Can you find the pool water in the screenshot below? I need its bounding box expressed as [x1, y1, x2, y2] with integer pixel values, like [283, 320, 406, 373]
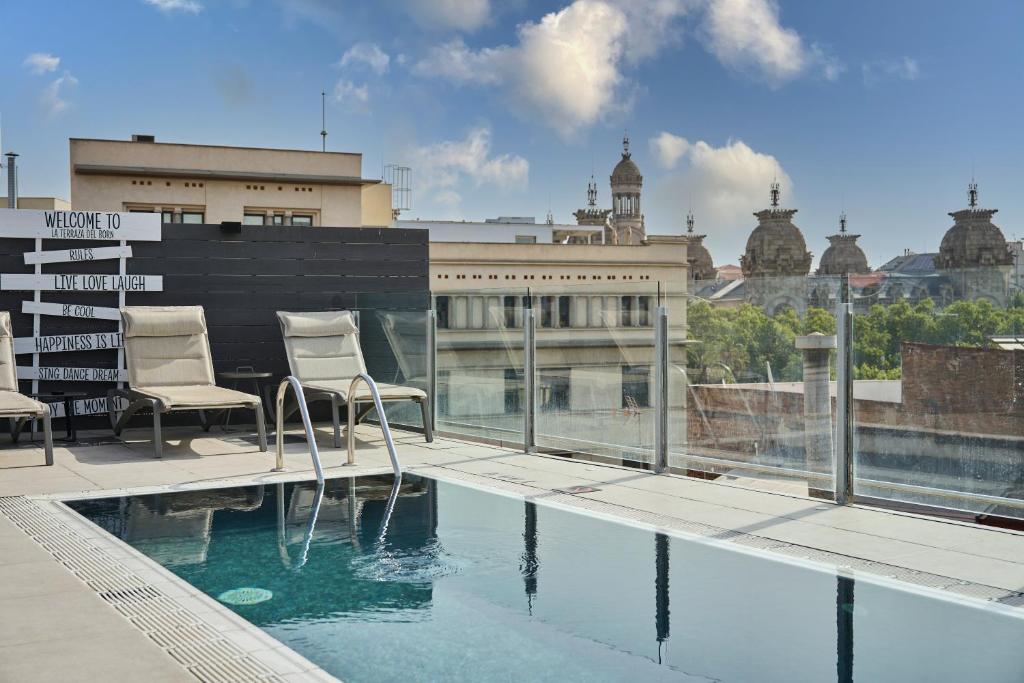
[69, 475, 1024, 682]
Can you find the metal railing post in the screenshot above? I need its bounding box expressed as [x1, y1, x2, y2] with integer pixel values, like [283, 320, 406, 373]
[835, 295, 855, 504]
[654, 305, 669, 473]
[523, 306, 537, 453]
[426, 308, 437, 433]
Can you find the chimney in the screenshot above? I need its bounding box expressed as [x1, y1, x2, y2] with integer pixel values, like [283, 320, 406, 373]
[5, 152, 17, 209]
[131, 134, 156, 143]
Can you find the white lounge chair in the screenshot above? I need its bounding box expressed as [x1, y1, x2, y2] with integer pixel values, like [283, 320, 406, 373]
[276, 310, 433, 447]
[0, 312, 53, 466]
[109, 305, 268, 458]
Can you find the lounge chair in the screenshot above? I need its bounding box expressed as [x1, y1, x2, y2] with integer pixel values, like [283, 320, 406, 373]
[109, 305, 268, 458]
[0, 312, 53, 466]
[276, 310, 433, 447]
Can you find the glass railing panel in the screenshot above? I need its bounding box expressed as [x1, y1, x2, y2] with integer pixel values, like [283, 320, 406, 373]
[433, 287, 527, 444]
[850, 268, 1024, 519]
[354, 290, 431, 429]
[670, 274, 841, 497]
[533, 282, 659, 465]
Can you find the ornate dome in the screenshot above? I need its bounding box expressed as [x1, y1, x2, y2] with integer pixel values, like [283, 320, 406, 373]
[611, 155, 642, 185]
[741, 208, 812, 278]
[936, 208, 1012, 270]
[688, 237, 715, 281]
[817, 215, 869, 275]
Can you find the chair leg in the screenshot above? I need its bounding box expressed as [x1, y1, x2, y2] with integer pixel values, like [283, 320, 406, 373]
[41, 410, 54, 466]
[420, 399, 434, 443]
[11, 417, 27, 444]
[331, 395, 342, 449]
[152, 409, 163, 459]
[255, 404, 268, 452]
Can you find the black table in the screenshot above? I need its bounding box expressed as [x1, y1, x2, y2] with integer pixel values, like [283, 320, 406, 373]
[217, 368, 276, 427]
[29, 391, 88, 442]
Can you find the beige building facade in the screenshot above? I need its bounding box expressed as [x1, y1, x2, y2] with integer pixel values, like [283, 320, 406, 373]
[69, 135, 392, 227]
[428, 237, 691, 462]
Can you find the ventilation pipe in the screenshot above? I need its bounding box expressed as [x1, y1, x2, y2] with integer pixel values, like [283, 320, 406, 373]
[4, 152, 17, 209]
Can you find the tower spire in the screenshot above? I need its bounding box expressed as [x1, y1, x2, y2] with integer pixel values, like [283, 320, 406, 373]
[686, 209, 695, 233]
[622, 130, 630, 158]
[320, 91, 327, 152]
[839, 211, 847, 233]
[587, 175, 597, 207]
[770, 181, 780, 208]
[968, 180, 978, 208]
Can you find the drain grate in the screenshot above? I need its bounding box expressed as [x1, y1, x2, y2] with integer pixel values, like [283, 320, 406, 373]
[0, 496, 289, 683]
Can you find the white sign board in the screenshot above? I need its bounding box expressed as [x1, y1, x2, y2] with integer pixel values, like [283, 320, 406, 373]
[18, 366, 128, 383]
[1, 274, 162, 292]
[21, 301, 121, 321]
[14, 332, 123, 355]
[49, 395, 128, 418]
[0, 208, 161, 241]
[24, 245, 133, 265]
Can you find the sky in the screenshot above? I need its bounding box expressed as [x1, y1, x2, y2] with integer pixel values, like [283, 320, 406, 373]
[2, 0, 1023, 268]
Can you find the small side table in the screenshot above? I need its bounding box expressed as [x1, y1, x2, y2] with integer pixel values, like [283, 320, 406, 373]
[217, 367, 275, 428]
[29, 391, 88, 442]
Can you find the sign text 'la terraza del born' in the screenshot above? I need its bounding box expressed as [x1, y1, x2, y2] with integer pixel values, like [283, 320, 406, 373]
[0, 208, 161, 241]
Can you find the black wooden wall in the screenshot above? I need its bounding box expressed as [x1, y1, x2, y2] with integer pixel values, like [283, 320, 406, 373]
[0, 223, 429, 428]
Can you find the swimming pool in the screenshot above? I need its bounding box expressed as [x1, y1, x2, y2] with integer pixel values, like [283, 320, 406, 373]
[69, 475, 1024, 682]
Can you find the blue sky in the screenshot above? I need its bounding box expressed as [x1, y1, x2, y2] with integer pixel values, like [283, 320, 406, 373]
[2, 0, 1023, 267]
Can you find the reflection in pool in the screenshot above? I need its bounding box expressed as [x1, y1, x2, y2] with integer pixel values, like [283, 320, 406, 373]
[70, 475, 1024, 683]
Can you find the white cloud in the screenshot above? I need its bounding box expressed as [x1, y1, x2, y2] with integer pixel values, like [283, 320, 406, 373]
[650, 131, 691, 169]
[648, 135, 791, 252]
[411, 126, 529, 210]
[409, 0, 492, 32]
[415, 0, 630, 137]
[862, 57, 920, 86]
[23, 52, 60, 74]
[332, 80, 370, 107]
[339, 43, 390, 75]
[702, 0, 838, 85]
[42, 71, 78, 116]
[144, 0, 203, 13]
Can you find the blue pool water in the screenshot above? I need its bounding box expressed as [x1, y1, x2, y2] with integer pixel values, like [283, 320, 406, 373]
[69, 475, 1024, 682]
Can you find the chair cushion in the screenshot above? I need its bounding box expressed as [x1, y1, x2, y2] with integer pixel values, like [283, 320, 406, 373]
[123, 306, 207, 338]
[0, 391, 47, 417]
[301, 379, 426, 402]
[278, 311, 357, 338]
[0, 312, 11, 338]
[0, 312, 17, 392]
[132, 385, 260, 409]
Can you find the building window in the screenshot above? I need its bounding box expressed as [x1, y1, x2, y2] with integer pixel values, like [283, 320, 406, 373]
[504, 368, 522, 414]
[292, 214, 313, 226]
[540, 368, 571, 411]
[270, 214, 284, 225]
[435, 296, 450, 329]
[540, 296, 554, 328]
[243, 213, 265, 226]
[161, 210, 175, 224]
[558, 296, 571, 327]
[515, 235, 537, 244]
[622, 365, 650, 408]
[620, 296, 634, 326]
[638, 296, 651, 326]
[503, 296, 517, 328]
[181, 211, 204, 224]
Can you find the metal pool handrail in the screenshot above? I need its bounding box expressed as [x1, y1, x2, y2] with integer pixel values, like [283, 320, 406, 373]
[274, 376, 325, 485]
[347, 373, 402, 476]
[276, 481, 324, 570]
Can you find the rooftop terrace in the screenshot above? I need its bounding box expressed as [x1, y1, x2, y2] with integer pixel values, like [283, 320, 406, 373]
[1, 423, 1022, 681]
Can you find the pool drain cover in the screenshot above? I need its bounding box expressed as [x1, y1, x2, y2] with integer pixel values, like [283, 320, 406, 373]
[218, 587, 273, 605]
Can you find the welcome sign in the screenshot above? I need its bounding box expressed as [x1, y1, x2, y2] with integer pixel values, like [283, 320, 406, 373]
[0, 208, 163, 416]
[0, 208, 161, 241]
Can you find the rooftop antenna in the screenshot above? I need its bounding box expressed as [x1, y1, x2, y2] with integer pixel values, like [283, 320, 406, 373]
[320, 91, 327, 152]
[839, 211, 848, 233]
[968, 181, 978, 209]
[686, 209, 695, 234]
[622, 129, 630, 158]
[770, 180, 780, 208]
[545, 192, 554, 225]
[587, 175, 597, 207]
